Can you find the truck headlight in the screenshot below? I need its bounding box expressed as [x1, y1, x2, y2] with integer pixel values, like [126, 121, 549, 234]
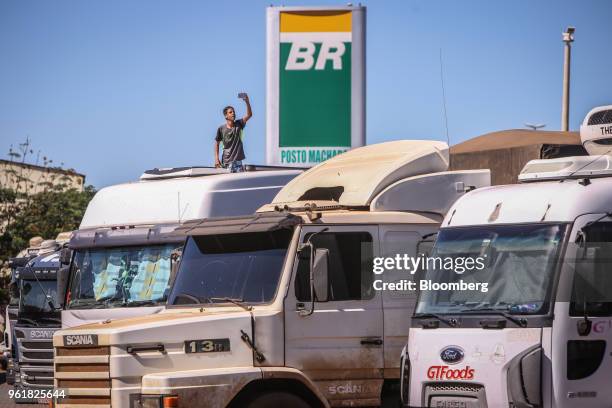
[134, 395, 179, 408]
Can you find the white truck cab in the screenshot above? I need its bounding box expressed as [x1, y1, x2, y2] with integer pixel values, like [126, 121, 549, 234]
[53, 141, 489, 408]
[60, 168, 301, 328]
[402, 105, 612, 408]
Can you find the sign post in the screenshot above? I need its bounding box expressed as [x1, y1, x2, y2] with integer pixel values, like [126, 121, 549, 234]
[266, 6, 366, 167]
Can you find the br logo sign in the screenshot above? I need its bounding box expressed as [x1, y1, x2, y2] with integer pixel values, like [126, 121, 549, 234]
[266, 6, 366, 167]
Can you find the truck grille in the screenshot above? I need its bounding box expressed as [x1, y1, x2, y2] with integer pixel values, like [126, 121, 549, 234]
[588, 109, 612, 125]
[20, 363, 54, 387]
[22, 341, 51, 349]
[423, 382, 486, 407]
[17, 338, 54, 388]
[55, 346, 111, 407]
[427, 383, 483, 393]
[23, 351, 54, 360]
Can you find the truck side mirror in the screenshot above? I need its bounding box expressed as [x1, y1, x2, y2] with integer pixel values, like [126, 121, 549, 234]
[298, 244, 311, 260]
[170, 248, 182, 275]
[417, 232, 437, 257]
[59, 248, 72, 265]
[57, 265, 70, 309]
[313, 249, 329, 302]
[570, 245, 599, 334]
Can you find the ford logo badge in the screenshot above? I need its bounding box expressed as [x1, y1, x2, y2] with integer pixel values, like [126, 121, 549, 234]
[440, 346, 464, 365]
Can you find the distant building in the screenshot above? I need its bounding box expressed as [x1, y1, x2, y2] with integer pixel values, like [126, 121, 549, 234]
[0, 159, 85, 194]
[450, 130, 587, 185]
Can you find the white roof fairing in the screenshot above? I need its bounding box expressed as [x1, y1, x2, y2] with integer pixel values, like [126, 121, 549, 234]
[80, 170, 301, 229]
[519, 155, 612, 182]
[370, 169, 491, 215]
[271, 140, 450, 207]
[444, 177, 612, 227]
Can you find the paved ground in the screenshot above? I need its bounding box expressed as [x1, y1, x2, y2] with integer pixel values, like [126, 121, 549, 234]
[0, 371, 393, 408]
[0, 373, 41, 408]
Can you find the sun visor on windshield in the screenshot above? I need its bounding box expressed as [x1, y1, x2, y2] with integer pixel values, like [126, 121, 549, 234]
[70, 223, 183, 249]
[174, 212, 302, 236]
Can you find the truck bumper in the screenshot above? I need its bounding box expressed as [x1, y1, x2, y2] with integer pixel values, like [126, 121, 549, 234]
[122, 366, 262, 408]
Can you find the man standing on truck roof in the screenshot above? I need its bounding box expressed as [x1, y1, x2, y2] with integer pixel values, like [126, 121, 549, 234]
[214, 93, 252, 172]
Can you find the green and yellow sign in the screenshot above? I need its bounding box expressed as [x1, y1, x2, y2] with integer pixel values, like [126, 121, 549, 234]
[266, 6, 366, 166]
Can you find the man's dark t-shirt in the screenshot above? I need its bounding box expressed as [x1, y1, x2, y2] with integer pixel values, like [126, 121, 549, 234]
[216, 119, 246, 165]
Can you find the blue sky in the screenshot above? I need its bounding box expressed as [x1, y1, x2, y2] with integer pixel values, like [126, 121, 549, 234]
[1, 0, 611, 188]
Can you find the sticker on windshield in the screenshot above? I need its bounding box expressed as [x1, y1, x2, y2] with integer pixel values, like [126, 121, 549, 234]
[185, 338, 230, 353]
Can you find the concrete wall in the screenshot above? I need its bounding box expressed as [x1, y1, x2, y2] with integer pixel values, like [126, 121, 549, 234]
[450, 145, 541, 186]
[0, 160, 85, 194]
[449, 143, 587, 186]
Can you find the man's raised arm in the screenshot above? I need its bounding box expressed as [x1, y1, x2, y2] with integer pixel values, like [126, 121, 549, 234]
[241, 94, 252, 123]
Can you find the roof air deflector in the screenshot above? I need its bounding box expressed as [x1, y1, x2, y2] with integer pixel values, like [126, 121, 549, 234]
[272, 140, 450, 207]
[298, 186, 344, 202]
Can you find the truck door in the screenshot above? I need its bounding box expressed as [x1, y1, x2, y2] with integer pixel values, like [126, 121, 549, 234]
[284, 225, 384, 406]
[379, 225, 438, 376]
[552, 214, 612, 407]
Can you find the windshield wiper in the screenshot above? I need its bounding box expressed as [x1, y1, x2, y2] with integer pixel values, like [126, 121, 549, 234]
[37, 316, 61, 323]
[68, 296, 121, 309]
[66, 298, 94, 309]
[16, 317, 38, 326]
[19, 315, 61, 326]
[209, 297, 253, 311]
[68, 299, 108, 309]
[459, 308, 527, 328]
[413, 313, 458, 327]
[27, 270, 57, 310]
[124, 299, 163, 307]
[172, 292, 209, 305]
[96, 293, 124, 303]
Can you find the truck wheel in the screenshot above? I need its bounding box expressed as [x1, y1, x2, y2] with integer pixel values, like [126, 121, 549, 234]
[246, 391, 312, 408]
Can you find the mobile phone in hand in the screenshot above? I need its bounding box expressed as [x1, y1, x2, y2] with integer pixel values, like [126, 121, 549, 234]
[238, 93, 247, 99]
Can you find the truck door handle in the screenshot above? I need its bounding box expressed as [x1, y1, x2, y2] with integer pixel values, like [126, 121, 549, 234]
[360, 338, 383, 346]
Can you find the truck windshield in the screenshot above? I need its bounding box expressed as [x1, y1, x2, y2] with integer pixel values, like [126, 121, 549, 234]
[20, 279, 58, 316]
[168, 229, 293, 306]
[9, 281, 19, 307]
[416, 223, 568, 316]
[67, 243, 182, 309]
